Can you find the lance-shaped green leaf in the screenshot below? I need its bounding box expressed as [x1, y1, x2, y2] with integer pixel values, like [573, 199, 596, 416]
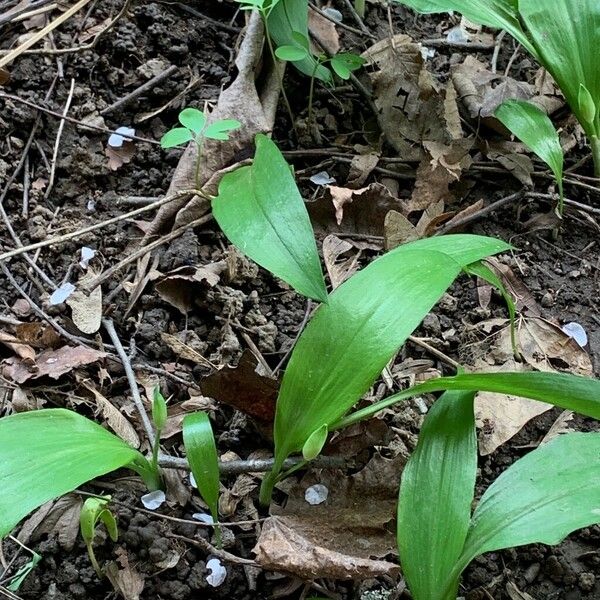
[495, 100, 564, 211]
[519, 0, 600, 141]
[213, 134, 328, 303]
[0, 409, 153, 539]
[451, 433, 600, 587]
[267, 0, 332, 83]
[335, 371, 600, 430]
[272, 235, 509, 470]
[398, 390, 477, 600]
[393, 0, 538, 58]
[183, 412, 221, 528]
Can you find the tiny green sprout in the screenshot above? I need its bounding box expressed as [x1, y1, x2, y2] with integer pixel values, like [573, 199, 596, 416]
[5, 539, 41, 592]
[160, 107, 241, 189]
[578, 84, 596, 124]
[80, 496, 118, 578]
[151, 386, 168, 477]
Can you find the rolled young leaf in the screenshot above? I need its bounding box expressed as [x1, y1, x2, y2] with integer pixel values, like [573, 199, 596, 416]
[263, 235, 509, 498]
[0, 409, 152, 538]
[453, 433, 600, 584]
[495, 100, 564, 211]
[183, 411, 220, 526]
[213, 134, 328, 303]
[398, 390, 477, 600]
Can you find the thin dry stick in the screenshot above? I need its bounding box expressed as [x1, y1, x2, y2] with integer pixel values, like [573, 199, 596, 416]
[0, 189, 201, 262]
[408, 335, 461, 370]
[308, 1, 374, 38]
[45, 77, 75, 200]
[0, 0, 93, 68]
[102, 318, 155, 446]
[167, 533, 259, 567]
[0, 92, 160, 145]
[341, 0, 372, 37]
[82, 214, 213, 293]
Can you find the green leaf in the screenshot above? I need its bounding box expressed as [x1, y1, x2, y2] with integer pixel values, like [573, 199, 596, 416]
[183, 411, 220, 524]
[398, 390, 477, 600]
[393, 0, 538, 58]
[160, 127, 194, 149]
[152, 387, 167, 431]
[272, 235, 509, 468]
[330, 53, 365, 80]
[495, 100, 563, 208]
[579, 83, 597, 125]
[267, 0, 332, 83]
[275, 45, 308, 62]
[178, 107, 206, 135]
[519, 0, 600, 140]
[80, 496, 118, 544]
[0, 409, 149, 539]
[336, 371, 600, 430]
[6, 549, 41, 591]
[302, 424, 328, 460]
[213, 134, 328, 302]
[455, 433, 600, 579]
[203, 119, 242, 141]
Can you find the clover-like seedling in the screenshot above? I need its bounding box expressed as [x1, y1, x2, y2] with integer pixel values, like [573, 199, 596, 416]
[275, 33, 365, 127]
[160, 108, 241, 188]
[80, 496, 118, 578]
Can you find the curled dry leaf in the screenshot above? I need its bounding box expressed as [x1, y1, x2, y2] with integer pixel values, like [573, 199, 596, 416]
[0, 331, 36, 363]
[253, 453, 406, 579]
[308, 7, 339, 54]
[105, 548, 145, 600]
[15, 322, 62, 349]
[2, 345, 106, 384]
[322, 235, 362, 289]
[161, 332, 214, 369]
[0, 67, 10, 85]
[347, 152, 380, 188]
[201, 349, 278, 425]
[66, 271, 103, 335]
[105, 141, 136, 171]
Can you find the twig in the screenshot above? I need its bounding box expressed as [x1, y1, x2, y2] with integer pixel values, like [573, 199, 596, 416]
[167, 533, 258, 566]
[100, 65, 179, 116]
[82, 213, 213, 293]
[158, 453, 350, 474]
[174, 2, 241, 34]
[308, 1, 374, 39]
[0, 0, 55, 26]
[408, 336, 461, 370]
[21, 154, 29, 219]
[45, 78, 75, 201]
[526, 191, 600, 216]
[341, 0, 372, 37]
[0, 189, 201, 263]
[0, 92, 160, 145]
[102, 318, 156, 446]
[421, 38, 495, 50]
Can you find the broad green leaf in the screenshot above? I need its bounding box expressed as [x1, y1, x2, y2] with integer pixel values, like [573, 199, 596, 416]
[0, 409, 149, 539]
[336, 371, 600, 429]
[203, 119, 242, 141]
[160, 127, 194, 149]
[495, 100, 563, 210]
[213, 134, 328, 302]
[183, 411, 220, 525]
[80, 497, 118, 544]
[275, 45, 308, 62]
[398, 390, 477, 600]
[330, 53, 365, 81]
[267, 0, 332, 83]
[152, 387, 167, 430]
[272, 235, 509, 468]
[178, 107, 206, 134]
[455, 433, 600, 580]
[394, 0, 538, 58]
[520, 0, 600, 140]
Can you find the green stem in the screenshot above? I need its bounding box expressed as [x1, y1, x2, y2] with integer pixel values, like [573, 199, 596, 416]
[194, 140, 203, 191]
[151, 427, 161, 476]
[263, 16, 296, 131]
[130, 455, 162, 492]
[86, 542, 104, 579]
[308, 58, 320, 132]
[258, 461, 283, 506]
[591, 135, 600, 178]
[354, 0, 365, 18]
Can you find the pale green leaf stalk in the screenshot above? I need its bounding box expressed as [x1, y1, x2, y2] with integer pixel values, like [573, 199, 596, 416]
[80, 496, 118, 578]
[151, 386, 168, 478]
[495, 99, 564, 214]
[183, 412, 222, 547]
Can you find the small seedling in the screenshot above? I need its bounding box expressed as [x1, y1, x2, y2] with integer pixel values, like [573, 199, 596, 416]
[5, 538, 41, 592]
[80, 496, 118, 578]
[160, 107, 241, 189]
[275, 33, 365, 128]
[151, 386, 168, 477]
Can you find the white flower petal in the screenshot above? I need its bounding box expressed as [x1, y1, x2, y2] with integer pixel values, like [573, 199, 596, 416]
[561, 322, 588, 348]
[141, 489, 166, 510]
[206, 558, 227, 587]
[304, 483, 328, 505]
[49, 282, 76, 305]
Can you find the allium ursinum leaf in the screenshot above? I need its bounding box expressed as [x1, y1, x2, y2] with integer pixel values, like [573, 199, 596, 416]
[398, 390, 477, 600]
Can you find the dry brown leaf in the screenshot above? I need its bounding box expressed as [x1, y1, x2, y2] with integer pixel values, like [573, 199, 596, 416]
[0, 331, 36, 363]
[161, 332, 214, 368]
[308, 7, 339, 54]
[441, 199, 484, 233]
[155, 263, 225, 314]
[106, 548, 145, 600]
[163, 468, 192, 507]
[219, 473, 258, 517]
[322, 234, 361, 289]
[15, 322, 62, 349]
[161, 396, 216, 439]
[11, 298, 32, 317]
[384, 210, 418, 250]
[201, 349, 278, 424]
[324, 418, 389, 459]
[254, 453, 405, 579]
[3, 345, 106, 384]
[506, 581, 536, 600]
[347, 153, 380, 188]
[105, 141, 136, 171]
[0, 67, 10, 85]
[67, 271, 103, 335]
[541, 410, 575, 445]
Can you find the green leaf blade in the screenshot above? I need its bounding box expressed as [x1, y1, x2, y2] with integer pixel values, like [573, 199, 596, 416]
[495, 100, 564, 197]
[182, 412, 220, 523]
[178, 107, 206, 134]
[273, 235, 509, 465]
[458, 433, 600, 573]
[275, 45, 308, 62]
[213, 134, 328, 302]
[160, 127, 194, 149]
[398, 390, 477, 600]
[0, 409, 145, 539]
[203, 119, 242, 141]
